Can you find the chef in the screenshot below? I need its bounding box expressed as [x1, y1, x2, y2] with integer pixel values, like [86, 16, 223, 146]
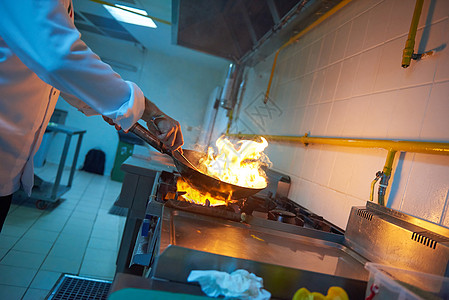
[0, 0, 184, 232]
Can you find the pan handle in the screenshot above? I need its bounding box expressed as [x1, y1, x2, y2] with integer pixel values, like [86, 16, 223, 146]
[129, 123, 201, 172]
[129, 123, 171, 155]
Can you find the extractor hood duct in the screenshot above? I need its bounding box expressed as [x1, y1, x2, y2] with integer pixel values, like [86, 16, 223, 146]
[172, 0, 344, 66]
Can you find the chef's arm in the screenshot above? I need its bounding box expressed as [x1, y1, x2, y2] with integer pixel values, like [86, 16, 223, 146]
[63, 90, 184, 151]
[0, 0, 143, 131]
[60, 92, 98, 116]
[0, 0, 183, 150]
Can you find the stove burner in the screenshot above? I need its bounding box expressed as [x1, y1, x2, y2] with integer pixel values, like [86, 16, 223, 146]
[155, 171, 344, 235]
[165, 199, 243, 222]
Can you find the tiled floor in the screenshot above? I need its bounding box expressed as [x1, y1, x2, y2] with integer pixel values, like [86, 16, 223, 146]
[0, 163, 125, 300]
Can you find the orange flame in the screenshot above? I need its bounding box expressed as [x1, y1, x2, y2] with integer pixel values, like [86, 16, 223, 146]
[200, 136, 269, 189]
[177, 178, 227, 206]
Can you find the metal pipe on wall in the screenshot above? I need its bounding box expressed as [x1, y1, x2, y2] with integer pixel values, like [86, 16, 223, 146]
[377, 150, 397, 206]
[227, 133, 449, 156]
[227, 133, 449, 205]
[402, 0, 425, 68]
[221, 64, 245, 135]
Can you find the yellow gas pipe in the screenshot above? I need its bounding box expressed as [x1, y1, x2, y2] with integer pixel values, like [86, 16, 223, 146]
[402, 0, 424, 68]
[228, 134, 449, 155]
[264, 0, 353, 103]
[377, 149, 397, 206]
[227, 133, 449, 205]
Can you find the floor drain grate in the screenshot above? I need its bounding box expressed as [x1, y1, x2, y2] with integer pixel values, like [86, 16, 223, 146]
[47, 274, 112, 300]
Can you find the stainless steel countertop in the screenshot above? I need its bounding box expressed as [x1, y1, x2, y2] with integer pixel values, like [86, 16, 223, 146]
[157, 207, 368, 282]
[121, 152, 175, 175]
[149, 206, 369, 299]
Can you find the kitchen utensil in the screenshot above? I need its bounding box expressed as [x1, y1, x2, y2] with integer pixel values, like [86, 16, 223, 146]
[129, 123, 265, 200]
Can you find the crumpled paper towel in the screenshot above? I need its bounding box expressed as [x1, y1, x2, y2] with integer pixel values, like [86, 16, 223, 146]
[187, 269, 271, 300]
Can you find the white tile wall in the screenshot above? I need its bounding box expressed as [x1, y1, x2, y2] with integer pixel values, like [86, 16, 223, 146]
[329, 22, 351, 63]
[400, 153, 449, 223]
[325, 100, 347, 136]
[352, 47, 382, 96]
[308, 69, 326, 105]
[292, 147, 307, 178]
[318, 32, 336, 69]
[432, 0, 449, 23]
[421, 81, 449, 139]
[345, 14, 369, 57]
[298, 74, 314, 105]
[385, 0, 417, 40]
[386, 85, 431, 139]
[374, 37, 407, 91]
[361, 91, 396, 138]
[321, 63, 342, 102]
[299, 146, 321, 182]
[305, 39, 323, 74]
[265, 143, 299, 176]
[341, 95, 371, 137]
[299, 104, 319, 135]
[313, 145, 337, 186]
[294, 46, 311, 78]
[434, 20, 449, 82]
[363, 0, 394, 49]
[312, 102, 333, 135]
[233, 0, 449, 229]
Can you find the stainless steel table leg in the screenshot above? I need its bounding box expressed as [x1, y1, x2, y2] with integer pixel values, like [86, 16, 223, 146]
[51, 133, 72, 200]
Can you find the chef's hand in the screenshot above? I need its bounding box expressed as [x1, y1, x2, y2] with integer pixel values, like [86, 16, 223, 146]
[102, 115, 125, 132]
[142, 98, 184, 153]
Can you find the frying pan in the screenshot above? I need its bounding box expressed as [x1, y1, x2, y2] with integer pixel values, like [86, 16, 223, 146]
[129, 123, 265, 200]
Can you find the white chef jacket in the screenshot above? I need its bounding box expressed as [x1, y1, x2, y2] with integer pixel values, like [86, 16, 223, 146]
[0, 0, 145, 196]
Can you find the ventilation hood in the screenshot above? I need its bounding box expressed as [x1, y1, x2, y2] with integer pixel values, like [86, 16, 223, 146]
[172, 0, 344, 66]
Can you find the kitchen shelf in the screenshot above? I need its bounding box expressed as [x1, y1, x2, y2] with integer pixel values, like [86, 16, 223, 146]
[26, 123, 86, 209]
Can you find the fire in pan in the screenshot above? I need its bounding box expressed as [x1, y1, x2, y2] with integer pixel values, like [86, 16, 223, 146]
[130, 123, 265, 200]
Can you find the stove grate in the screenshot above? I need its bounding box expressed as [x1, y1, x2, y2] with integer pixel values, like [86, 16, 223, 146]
[47, 274, 111, 300]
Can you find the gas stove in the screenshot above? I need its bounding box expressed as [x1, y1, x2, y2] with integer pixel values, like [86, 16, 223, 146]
[125, 170, 368, 299]
[115, 155, 449, 300]
[154, 170, 344, 235]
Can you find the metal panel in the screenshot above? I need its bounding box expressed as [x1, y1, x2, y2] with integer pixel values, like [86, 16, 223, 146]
[344, 202, 449, 277]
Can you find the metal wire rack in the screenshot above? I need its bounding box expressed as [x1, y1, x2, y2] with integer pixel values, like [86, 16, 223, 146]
[47, 274, 111, 300]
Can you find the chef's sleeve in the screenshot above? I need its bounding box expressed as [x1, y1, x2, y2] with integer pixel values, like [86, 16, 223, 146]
[59, 92, 98, 116]
[0, 0, 144, 130]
